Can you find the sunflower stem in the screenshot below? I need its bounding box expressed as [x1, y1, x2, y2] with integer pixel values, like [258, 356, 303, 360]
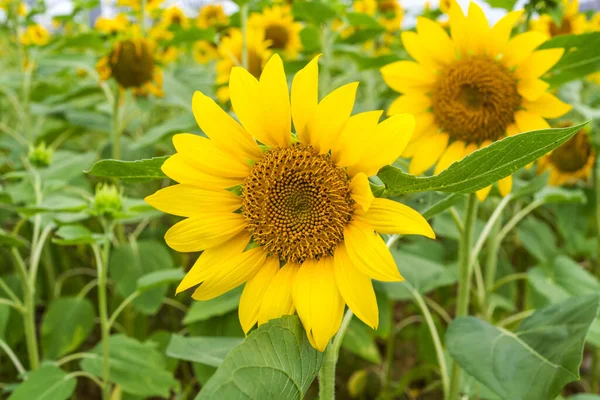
[319, 309, 353, 400]
[240, 2, 249, 70]
[140, 0, 147, 36]
[483, 216, 501, 319]
[112, 88, 122, 160]
[448, 193, 478, 400]
[319, 22, 332, 97]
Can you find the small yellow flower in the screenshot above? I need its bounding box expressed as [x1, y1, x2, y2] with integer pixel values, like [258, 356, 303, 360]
[145, 54, 435, 351]
[95, 14, 130, 35]
[196, 4, 228, 29]
[117, 0, 163, 12]
[248, 5, 303, 58]
[530, 0, 586, 37]
[377, 0, 403, 32]
[193, 40, 218, 64]
[20, 24, 50, 47]
[159, 6, 189, 29]
[538, 126, 595, 186]
[381, 2, 571, 201]
[97, 38, 164, 97]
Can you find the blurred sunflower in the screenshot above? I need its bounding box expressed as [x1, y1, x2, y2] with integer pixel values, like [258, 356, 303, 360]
[20, 24, 50, 46]
[531, 0, 586, 37]
[145, 55, 434, 351]
[159, 6, 189, 29]
[196, 4, 228, 29]
[381, 2, 571, 201]
[95, 14, 130, 35]
[117, 0, 163, 12]
[97, 37, 164, 97]
[149, 24, 179, 64]
[215, 28, 271, 103]
[193, 40, 218, 64]
[377, 0, 403, 32]
[248, 5, 302, 58]
[538, 125, 594, 186]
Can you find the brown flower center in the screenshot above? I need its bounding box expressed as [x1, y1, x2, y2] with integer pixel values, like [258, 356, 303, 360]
[109, 39, 154, 88]
[549, 130, 592, 172]
[265, 24, 289, 50]
[549, 17, 573, 36]
[431, 57, 521, 143]
[242, 144, 354, 263]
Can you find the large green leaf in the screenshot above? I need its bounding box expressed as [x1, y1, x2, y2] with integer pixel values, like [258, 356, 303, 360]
[292, 1, 336, 25]
[541, 32, 600, 86]
[166, 334, 243, 367]
[8, 365, 76, 400]
[80, 334, 177, 397]
[41, 297, 95, 360]
[447, 295, 600, 400]
[195, 316, 324, 400]
[130, 114, 198, 150]
[183, 287, 242, 325]
[342, 317, 381, 363]
[85, 156, 169, 182]
[378, 123, 587, 197]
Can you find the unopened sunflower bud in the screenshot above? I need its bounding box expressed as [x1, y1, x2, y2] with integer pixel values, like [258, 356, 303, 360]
[93, 183, 122, 218]
[28, 142, 53, 168]
[348, 369, 368, 398]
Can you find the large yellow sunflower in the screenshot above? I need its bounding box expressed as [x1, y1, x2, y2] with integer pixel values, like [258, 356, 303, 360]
[380, 2, 571, 201]
[248, 5, 303, 58]
[145, 55, 435, 351]
[196, 4, 229, 29]
[531, 0, 586, 37]
[538, 125, 594, 186]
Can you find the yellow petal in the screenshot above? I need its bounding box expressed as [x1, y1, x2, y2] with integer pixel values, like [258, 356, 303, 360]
[488, 10, 524, 56]
[401, 31, 440, 71]
[449, 3, 468, 56]
[380, 60, 437, 94]
[350, 173, 374, 211]
[292, 257, 345, 352]
[434, 140, 466, 175]
[506, 123, 520, 136]
[514, 110, 550, 133]
[412, 113, 437, 142]
[145, 185, 241, 216]
[333, 243, 378, 329]
[409, 133, 449, 175]
[502, 32, 548, 67]
[522, 93, 572, 119]
[172, 134, 250, 178]
[515, 49, 564, 79]
[191, 91, 261, 160]
[498, 175, 512, 197]
[161, 154, 243, 189]
[343, 219, 403, 282]
[192, 246, 267, 300]
[238, 256, 280, 334]
[306, 82, 358, 153]
[164, 213, 246, 252]
[356, 198, 435, 238]
[388, 93, 431, 116]
[258, 54, 291, 148]
[333, 111, 382, 167]
[466, 2, 490, 55]
[517, 78, 550, 102]
[476, 186, 492, 202]
[292, 55, 319, 141]
[416, 17, 455, 65]
[258, 263, 298, 325]
[176, 232, 250, 293]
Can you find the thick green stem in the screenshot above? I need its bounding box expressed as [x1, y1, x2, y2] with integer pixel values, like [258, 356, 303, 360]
[112, 89, 122, 161]
[448, 193, 478, 400]
[484, 217, 501, 293]
[318, 309, 353, 400]
[240, 3, 249, 70]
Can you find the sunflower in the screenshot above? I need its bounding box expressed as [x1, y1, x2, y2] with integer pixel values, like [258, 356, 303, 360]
[531, 0, 586, 37]
[196, 4, 228, 29]
[193, 40, 218, 64]
[538, 125, 594, 186]
[96, 37, 164, 97]
[380, 2, 571, 201]
[159, 6, 189, 29]
[95, 14, 130, 35]
[248, 5, 303, 58]
[145, 54, 434, 351]
[117, 0, 163, 12]
[20, 24, 50, 47]
[377, 0, 403, 32]
[215, 28, 271, 103]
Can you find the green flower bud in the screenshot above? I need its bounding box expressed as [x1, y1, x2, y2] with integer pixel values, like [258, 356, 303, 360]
[28, 142, 53, 168]
[93, 183, 122, 218]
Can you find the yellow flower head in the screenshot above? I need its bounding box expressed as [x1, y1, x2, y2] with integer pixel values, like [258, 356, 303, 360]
[248, 5, 303, 58]
[381, 2, 571, 201]
[193, 40, 218, 64]
[538, 125, 594, 186]
[20, 24, 50, 47]
[353, 0, 377, 15]
[196, 4, 228, 29]
[377, 0, 403, 32]
[215, 28, 272, 102]
[160, 6, 189, 29]
[96, 38, 164, 97]
[145, 54, 435, 351]
[95, 14, 130, 35]
[117, 0, 163, 11]
[530, 0, 586, 37]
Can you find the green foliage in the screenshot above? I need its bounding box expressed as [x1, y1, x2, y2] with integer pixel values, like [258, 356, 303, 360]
[542, 32, 600, 86]
[85, 156, 169, 182]
[7, 365, 76, 400]
[166, 334, 243, 367]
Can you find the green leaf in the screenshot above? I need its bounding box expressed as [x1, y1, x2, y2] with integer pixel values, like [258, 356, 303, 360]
[41, 297, 95, 360]
[534, 186, 586, 204]
[137, 268, 185, 292]
[0, 229, 28, 248]
[8, 364, 76, 400]
[342, 317, 381, 363]
[183, 287, 242, 325]
[85, 156, 169, 182]
[346, 12, 381, 27]
[447, 295, 600, 400]
[166, 334, 243, 367]
[292, 1, 336, 25]
[518, 218, 558, 263]
[299, 26, 321, 53]
[541, 32, 600, 86]
[40, 151, 96, 183]
[80, 334, 177, 397]
[482, 0, 518, 10]
[339, 27, 385, 44]
[421, 193, 462, 219]
[52, 225, 105, 246]
[195, 316, 324, 400]
[130, 114, 198, 150]
[378, 123, 588, 197]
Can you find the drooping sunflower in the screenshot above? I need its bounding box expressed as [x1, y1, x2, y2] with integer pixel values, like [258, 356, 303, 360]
[145, 54, 435, 351]
[538, 125, 594, 186]
[196, 4, 229, 29]
[380, 2, 571, 201]
[193, 40, 218, 64]
[215, 28, 271, 103]
[531, 0, 586, 37]
[97, 37, 164, 97]
[95, 14, 130, 35]
[248, 5, 303, 58]
[20, 24, 50, 47]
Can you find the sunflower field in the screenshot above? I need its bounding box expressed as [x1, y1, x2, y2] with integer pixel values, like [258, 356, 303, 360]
[2, 0, 600, 398]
